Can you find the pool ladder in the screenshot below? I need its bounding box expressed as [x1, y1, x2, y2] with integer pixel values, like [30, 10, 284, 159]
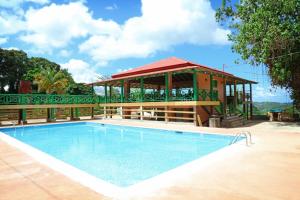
[230, 131, 253, 146]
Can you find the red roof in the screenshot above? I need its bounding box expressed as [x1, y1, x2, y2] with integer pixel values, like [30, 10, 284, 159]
[111, 57, 232, 79]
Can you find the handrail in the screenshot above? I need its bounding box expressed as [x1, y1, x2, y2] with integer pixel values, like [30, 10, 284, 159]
[230, 131, 253, 146]
[0, 92, 221, 105]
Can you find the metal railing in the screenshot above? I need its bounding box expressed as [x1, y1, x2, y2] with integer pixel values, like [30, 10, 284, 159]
[230, 131, 253, 146]
[0, 91, 220, 105]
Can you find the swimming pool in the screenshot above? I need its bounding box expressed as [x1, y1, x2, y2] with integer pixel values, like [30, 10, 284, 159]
[0, 122, 238, 187]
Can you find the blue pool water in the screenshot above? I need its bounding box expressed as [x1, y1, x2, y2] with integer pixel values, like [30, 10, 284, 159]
[0, 122, 237, 187]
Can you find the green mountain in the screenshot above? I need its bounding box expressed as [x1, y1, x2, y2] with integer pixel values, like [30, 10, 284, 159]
[253, 102, 296, 115]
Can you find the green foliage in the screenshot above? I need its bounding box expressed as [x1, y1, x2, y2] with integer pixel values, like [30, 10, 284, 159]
[252, 102, 299, 115]
[0, 48, 30, 93]
[67, 83, 95, 95]
[216, 0, 300, 108]
[34, 68, 70, 94]
[23, 57, 65, 82]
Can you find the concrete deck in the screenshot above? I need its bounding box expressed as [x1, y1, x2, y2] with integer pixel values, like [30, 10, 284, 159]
[0, 120, 300, 200]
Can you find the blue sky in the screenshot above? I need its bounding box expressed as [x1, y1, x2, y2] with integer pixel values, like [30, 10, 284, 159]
[0, 0, 291, 102]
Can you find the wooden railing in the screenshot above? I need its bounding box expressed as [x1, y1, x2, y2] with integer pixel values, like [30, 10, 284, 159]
[0, 91, 219, 106]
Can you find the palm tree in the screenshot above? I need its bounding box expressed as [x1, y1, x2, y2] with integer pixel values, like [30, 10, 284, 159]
[34, 68, 69, 94]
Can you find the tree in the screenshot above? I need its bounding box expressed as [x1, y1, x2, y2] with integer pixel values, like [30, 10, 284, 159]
[216, 0, 300, 108]
[34, 68, 70, 94]
[66, 83, 95, 95]
[23, 57, 62, 82]
[0, 48, 30, 93]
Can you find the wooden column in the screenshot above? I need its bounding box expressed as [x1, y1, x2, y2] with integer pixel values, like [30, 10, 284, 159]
[104, 83, 108, 103]
[91, 107, 94, 119]
[109, 85, 112, 103]
[193, 106, 197, 126]
[242, 83, 246, 116]
[223, 78, 227, 117]
[165, 72, 172, 101]
[104, 106, 107, 118]
[140, 77, 144, 102]
[120, 80, 124, 103]
[233, 81, 237, 109]
[140, 106, 143, 120]
[210, 73, 213, 100]
[47, 108, 56, 122]
[193, 69, 198, 101]
[20, 109, 27, 124]
[164, 106, 169, 122]
[250, 83, 253, 120]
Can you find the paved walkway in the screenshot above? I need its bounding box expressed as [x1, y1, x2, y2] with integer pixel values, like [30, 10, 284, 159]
[1, 120, 300, 200]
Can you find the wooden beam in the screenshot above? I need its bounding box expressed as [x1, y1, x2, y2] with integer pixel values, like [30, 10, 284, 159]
[0, 104, 96, 109]
[98, 101, 220, 107]
[250, 83, 253, 120]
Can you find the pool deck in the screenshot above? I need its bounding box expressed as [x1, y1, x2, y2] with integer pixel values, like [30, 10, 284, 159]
[1, 120, 300, 200]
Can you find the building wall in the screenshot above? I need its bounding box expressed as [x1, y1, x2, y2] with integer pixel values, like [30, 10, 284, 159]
[197, 73, 225, 102]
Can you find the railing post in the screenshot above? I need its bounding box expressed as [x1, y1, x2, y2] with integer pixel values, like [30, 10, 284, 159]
[234, 80, 237, 109]
[47, 108, 56, 122]
[242, 82, 246, 116]
[21, 109, 27, 124]
[75, 108, 80, 118]
[104, 83, 108, 103]
[109, 85, 112, 103]
[140, 77, 144, 102]
[210, 73, 213, 100]
[165, 73, 169, 102]
[250, 83, 253, 120]
[193, 69, 198, 101]
[121, 80, 124, 103]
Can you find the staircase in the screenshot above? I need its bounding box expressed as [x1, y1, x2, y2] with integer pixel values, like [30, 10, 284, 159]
[221, 115, 245, 128]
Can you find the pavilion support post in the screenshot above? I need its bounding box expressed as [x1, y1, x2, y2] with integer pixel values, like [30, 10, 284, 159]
[165, 72, 172, 101]
[233, 81, 237, 110]
[164, 106, 169, 122]
[165, 73, 169, 102]
[104, 84, 108, 103]
[242, 83, 246, 116]
[229, 84, 232, 96]
[91, 107, 94, 119]
[140, 106, 143, 120]
[104, 106, 107, 119]
[250, 83, 253, 120]
[193, 69, 198, 101]
[193, 106, 197, 126]
[75, 108, 80, 119]
[109, 85, 112, 103]
[120, 80, 124, 103]
[123, 81, 130, 118]
[70, 108, 74, 120]
[120, 106, 123, 119]
[223, 78, 227, 117]
[20, 109, 27, 124]
[210, 73, 213, 100]
[140, 77, 144, 102]
[47, 108, 56, 122]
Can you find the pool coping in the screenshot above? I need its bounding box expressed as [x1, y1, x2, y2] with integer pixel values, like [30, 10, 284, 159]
[0, 121, 247, 198]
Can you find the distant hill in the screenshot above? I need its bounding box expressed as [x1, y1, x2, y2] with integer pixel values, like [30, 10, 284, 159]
[253, 102, 294, 115]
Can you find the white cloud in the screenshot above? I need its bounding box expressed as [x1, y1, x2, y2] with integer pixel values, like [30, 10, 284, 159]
[105, 3, 118, 10]
[0, 11, 25, 35]
[0, 0, 49, 9]
[20, 2, 121, 52]
[80, 0, 230, 64]
[61, 59, 100, 83]
[3, 46, 20, 50]
[1, 0, 229, 64]
[254, 86, 276, 98]
[59, 49, 71, 57]
[0, 37, 8, 44]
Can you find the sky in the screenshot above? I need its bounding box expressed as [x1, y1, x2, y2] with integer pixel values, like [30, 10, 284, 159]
[0, 0, 292, 103]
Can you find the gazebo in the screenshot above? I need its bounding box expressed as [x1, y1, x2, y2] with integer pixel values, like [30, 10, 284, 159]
[89, 57, 257, 126]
